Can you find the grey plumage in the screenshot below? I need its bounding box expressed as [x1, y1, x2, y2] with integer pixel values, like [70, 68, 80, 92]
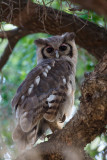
[12, 32, 78, 149]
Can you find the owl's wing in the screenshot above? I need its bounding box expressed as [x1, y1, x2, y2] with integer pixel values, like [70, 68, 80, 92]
[12, 59, 73, 147]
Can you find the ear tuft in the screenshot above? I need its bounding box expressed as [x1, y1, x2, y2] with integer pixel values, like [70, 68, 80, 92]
[34, 38, 47, 46]
[62, 32, 76, 41]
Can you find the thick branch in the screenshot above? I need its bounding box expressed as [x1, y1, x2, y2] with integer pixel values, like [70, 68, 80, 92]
[12, 2, 107, 61]
[0, 2, 107, 71]
[1, 2, 107, 60]
[15, 55, 107, 160]
[71, 0, 107, 17]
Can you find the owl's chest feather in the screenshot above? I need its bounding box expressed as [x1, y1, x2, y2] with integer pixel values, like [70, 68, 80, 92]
[12, 59, 75, 123]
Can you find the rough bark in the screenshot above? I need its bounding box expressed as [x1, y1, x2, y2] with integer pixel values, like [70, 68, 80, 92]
[0, 0, 28, 22]
[15, 55, 107, 160]
[71, 0, 107, 17]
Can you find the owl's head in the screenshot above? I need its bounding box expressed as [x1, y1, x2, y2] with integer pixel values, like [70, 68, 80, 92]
[35, 32, 77, 64]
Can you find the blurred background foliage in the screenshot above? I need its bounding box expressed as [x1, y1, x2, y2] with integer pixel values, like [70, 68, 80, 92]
[0, 0, 107, 160]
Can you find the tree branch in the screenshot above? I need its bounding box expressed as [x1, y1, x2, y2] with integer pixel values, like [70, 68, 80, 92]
[71, 0, 107, 17]
[0, 28, 21, 38]
[0, 1, 107, 61]
[15, 55, 107, 160]
[1, 2, 107, 69]
[12, 2, 107, 60]
[0, 28, 31, 71]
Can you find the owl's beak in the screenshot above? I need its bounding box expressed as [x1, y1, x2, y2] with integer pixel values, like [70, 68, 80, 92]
[55, 50, 59, 58]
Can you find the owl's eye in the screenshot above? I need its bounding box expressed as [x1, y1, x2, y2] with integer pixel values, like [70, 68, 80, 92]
[59, 44, 67, 51]
[46, 46, 54, 53]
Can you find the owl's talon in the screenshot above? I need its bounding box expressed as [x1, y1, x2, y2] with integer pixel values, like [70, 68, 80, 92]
[59, 114, 66, 123]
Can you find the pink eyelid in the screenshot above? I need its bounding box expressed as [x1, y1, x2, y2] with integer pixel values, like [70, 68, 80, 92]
[61, 43, 67, 46]
[46, 46, 53, 49]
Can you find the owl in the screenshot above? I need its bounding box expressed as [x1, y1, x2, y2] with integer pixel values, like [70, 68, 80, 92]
[12, 32, 78, 149]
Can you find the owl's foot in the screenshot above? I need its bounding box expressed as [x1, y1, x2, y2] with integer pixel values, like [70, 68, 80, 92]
[59, 114, 66, 123]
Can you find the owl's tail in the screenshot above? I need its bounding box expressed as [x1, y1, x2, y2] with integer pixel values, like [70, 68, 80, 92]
[12, 119, 50, 150]
[12, 123, 39, 150]
[12, 118, 61, 150]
